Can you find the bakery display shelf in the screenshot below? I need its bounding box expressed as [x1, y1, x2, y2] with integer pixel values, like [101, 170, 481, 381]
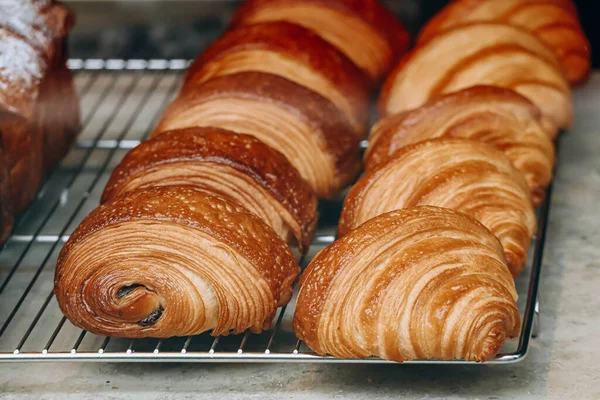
[0, 60, 548, 364]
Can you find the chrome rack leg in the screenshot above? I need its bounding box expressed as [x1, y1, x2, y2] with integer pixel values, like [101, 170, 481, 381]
[532, 296, 541, 338]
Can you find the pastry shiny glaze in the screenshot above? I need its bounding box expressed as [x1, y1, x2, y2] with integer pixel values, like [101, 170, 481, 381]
[102, 127, 318, 253]
[183, 22, 369, 133]
[341, 139, 536, 276]
[418, 0, 590, 86]
[154, 72, 361, 199]
[368, 86, 555, 205]
[230, 0, 410, 82]
[380, 22, 572, 132]
[295, 206, 520, 362]
[55, 186, 300, 338]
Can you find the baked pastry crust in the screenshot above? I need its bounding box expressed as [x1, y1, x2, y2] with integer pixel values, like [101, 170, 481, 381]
[184, 21, 369, 132]
[380, 22, 572, 132]
[418, 0, 590, 86]
[230, 0, 410, 82]
[55, 186, 300, 338]
[154, 72, 361, 199]
[369, 86, 555, 205]
[342, 138, 536, 276]
[295, 206, 520, 362]
[103, 127, 318, 252]
[0, 0, 78, 225]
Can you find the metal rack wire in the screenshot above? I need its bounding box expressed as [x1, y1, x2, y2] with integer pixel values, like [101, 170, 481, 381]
[0, 60, 547, 363]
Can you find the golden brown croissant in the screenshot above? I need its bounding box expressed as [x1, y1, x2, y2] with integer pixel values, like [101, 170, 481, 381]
[418, 0, 591, 86]
[341, 139, 536, 276]
[368, 86, 555, 205]
[379, 22, 572, 133]
[294, 206, 520, 362]
[230, 0, 410, 83]
[102, 127, 318, 253]
[55, 186, 300, 338]
[154, 72, 362, 199]
[183, 21, 369, 133]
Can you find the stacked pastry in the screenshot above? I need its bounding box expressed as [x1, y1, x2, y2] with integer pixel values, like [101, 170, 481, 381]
[55, 0, 409, 338]
[295, 0, 590, 362]
[0, 0, 80, 243]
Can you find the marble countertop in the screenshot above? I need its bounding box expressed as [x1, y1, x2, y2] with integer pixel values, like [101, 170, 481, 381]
[0, 74, 598, 400]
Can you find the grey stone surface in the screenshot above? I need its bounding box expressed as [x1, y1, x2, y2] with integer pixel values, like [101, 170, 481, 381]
[1, 74, 599, 400]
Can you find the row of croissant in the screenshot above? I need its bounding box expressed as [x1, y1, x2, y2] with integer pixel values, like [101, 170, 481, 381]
[54, 0, 590, 362]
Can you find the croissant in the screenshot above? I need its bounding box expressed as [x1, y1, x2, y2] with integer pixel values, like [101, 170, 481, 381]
[368, 86, 555, 205]
[341, 139, 536, 276]
[418, 0, 591, 86]
[102, 127, 318, 253]
[294, 206, 520, 362]
[55, 186, 300, 338]
[154, 72, 362, 199]
[379, 22, 572, 133]
[183, 21, 369, 132]
[230, 0, 410, 83]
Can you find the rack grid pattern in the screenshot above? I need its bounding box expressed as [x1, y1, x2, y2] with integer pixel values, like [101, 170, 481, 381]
[0, 61, 548, 363]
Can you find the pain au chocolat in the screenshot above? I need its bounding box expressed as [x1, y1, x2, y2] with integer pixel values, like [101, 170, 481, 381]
[368, 86, 555, 205]
[341, 139, 536, 276]
[295, 206, 520, 362]
[55, 186, 300, 338]
[153, 72, 362, 199]
[417, 0, 591, 86]
[183, 22, 369, 133]
[230, 0, 410, 83]
[379, 22, 572, 133]
[102, 127, 318, 253]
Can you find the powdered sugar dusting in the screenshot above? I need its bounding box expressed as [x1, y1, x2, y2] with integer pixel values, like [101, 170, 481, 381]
[0, 0, 53, 52]
[0, 28, 45, 116]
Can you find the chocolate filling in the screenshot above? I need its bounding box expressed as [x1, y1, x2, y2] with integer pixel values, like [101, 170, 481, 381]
[117, 284, 144, 298]
[139, 307, 164, 327]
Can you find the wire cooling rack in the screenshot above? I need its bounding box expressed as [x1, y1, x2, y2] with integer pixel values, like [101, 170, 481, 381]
[0, 60, 548, 363]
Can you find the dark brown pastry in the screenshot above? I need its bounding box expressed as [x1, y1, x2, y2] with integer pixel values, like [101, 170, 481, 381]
[0, 0, 78, 215]
[417, 0, 591, 86]
[230, 0, 410, 83]
[154, 72, 361, 199]
[55, 186, 300, 338]
[183, 21, 369, 133]
[102, 127, 318, 253]
[35, 63, 80, 169]
[294, 206, 520, 362]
